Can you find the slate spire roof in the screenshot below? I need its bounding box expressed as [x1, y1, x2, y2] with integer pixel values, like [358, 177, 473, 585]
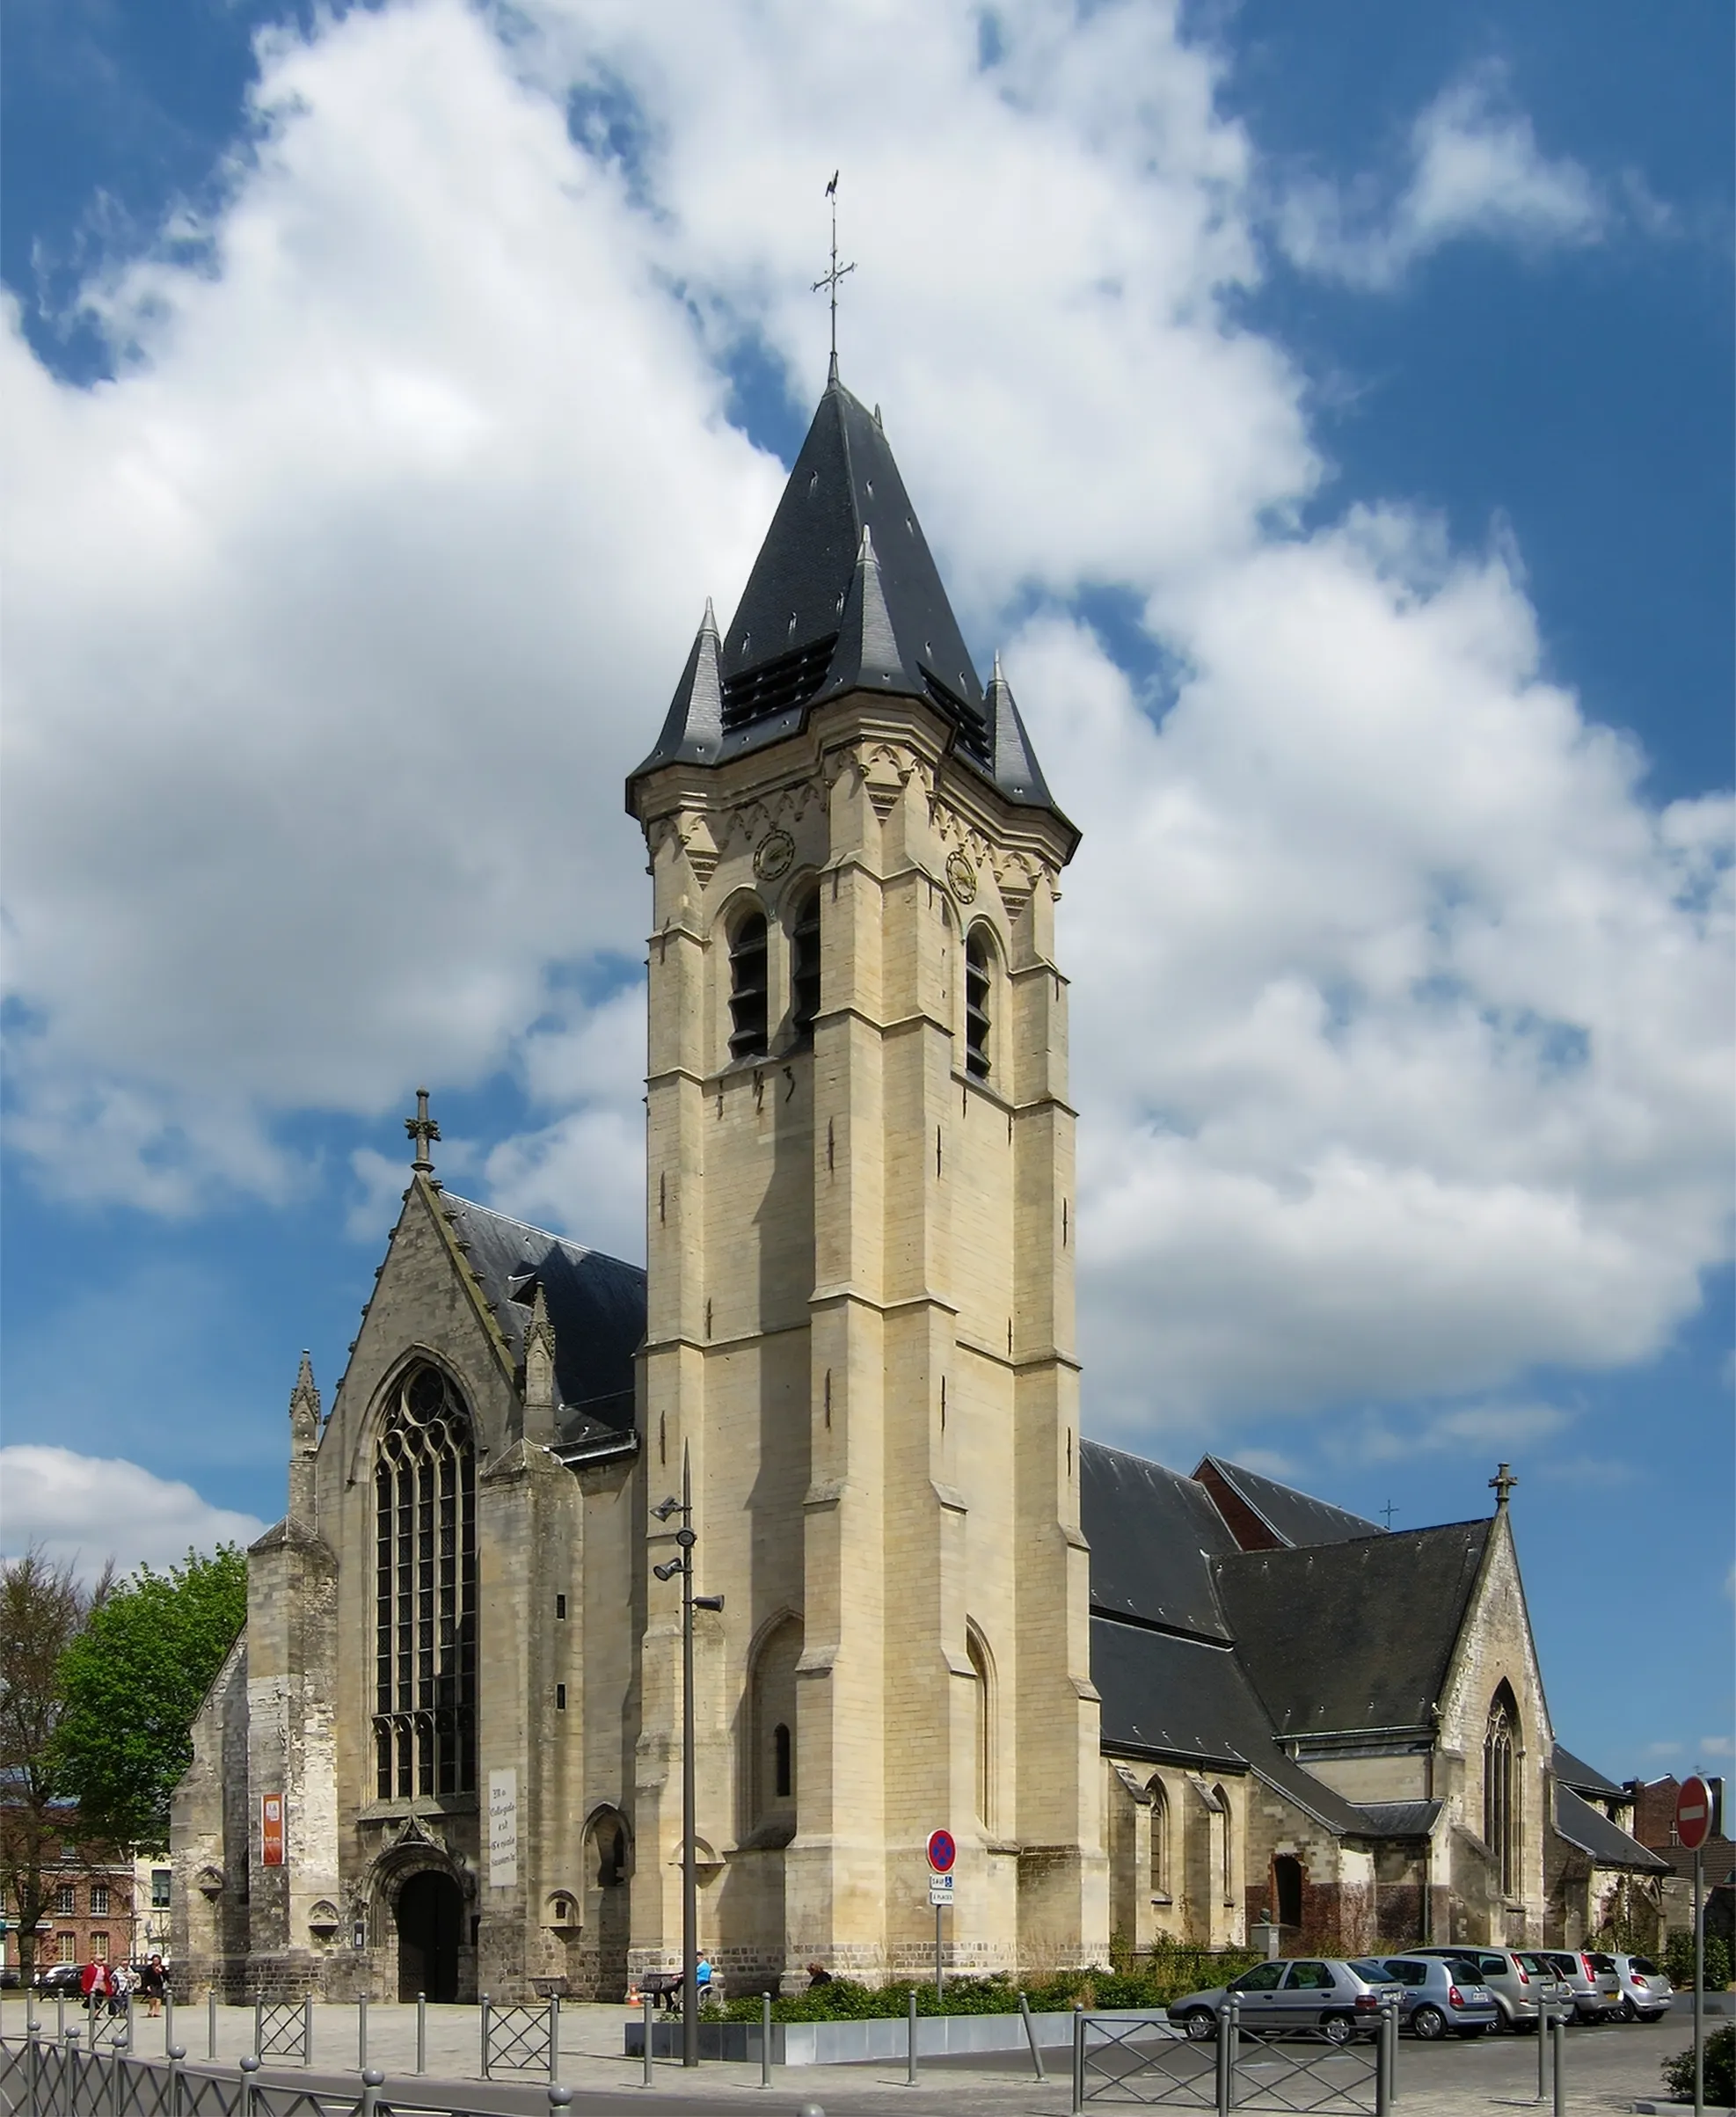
[631, 369, 1069, 830]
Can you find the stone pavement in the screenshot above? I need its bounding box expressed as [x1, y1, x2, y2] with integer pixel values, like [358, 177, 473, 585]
[0, 1999, 1713, 2114]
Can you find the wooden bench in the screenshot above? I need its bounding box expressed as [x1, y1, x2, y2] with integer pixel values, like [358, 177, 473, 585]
[638, 1972, 682, 2010]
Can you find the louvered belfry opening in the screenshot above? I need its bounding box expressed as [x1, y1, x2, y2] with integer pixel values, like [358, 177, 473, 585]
[374, 1365, 477, 1800]
[790, 887, 821, 1046]
[721, 634, 839, 732]
[965, 926, 993, 1080]
[728, 909, 770, 1059]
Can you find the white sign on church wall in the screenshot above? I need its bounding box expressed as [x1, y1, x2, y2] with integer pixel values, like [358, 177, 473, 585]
[488, 1769, 519, 1889]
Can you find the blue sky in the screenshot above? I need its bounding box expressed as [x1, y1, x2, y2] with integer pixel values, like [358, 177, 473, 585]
[3, 0, 1730, 1785]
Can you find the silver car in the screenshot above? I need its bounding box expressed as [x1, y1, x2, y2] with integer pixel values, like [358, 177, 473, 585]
[1353, 1954, 1499, 2040]
[1409, 1945, 1568, 2031]
[1167, 1957, 1397, 2044]
[1538, 1948, 1623, 2022]
[1586, 1950, 1673, 2022]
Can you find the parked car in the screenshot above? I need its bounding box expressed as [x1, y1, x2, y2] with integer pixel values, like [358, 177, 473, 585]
[1168, 1958, 1399, 2044]
[1586, 1950, 1674, 2022]
[1351, 1954, 1499, 2040]
[1408, 1945, 1568, 2032]
[1538, 1949, 1623, 2023]
[35, 1964, 84, 1994]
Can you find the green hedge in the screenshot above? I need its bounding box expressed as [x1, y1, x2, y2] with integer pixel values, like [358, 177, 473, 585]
[1661, 2023, 1733, 2106]
[716, 1947, 1260, 2023]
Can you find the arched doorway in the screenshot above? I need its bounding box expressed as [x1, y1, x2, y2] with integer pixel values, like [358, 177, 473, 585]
[1273, 1854, 1303, 1931]
[584, 1811, 631, 2002]
[396, 1871, 462, 2002]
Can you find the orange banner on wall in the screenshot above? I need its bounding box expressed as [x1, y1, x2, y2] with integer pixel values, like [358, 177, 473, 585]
[261, 1793, 285, 1867]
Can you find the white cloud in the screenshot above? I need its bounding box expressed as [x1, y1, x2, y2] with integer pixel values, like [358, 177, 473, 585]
[2, 0, 1727, 1443]
[1280, 67, 1606, 288]
[0, 1448, 266, 1581]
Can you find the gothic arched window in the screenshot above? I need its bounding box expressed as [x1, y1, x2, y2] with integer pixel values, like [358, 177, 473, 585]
[1147, 1778, 1171, 1899]
[1214, 1784, 1235, 1902]
[964, 926, 993, 1081]
[1484, 1687, 1519, 1896]
[374, 1364, 477, 1800]
[727, 908, 770, 1060]
[790, 887, 821, 1047]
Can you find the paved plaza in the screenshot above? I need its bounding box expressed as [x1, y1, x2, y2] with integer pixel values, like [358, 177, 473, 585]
[1, 1997, 1719, 2114]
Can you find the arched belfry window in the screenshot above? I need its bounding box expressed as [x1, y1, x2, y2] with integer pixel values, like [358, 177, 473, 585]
[727, 908, 770, 1060]
[964, 926, 993, 1081]
[1484, 1686, 1519, 1896]
[374, 1364, 477, 1800]
[966, 1624, 995, 1828]
[790, 887, 821, 1047]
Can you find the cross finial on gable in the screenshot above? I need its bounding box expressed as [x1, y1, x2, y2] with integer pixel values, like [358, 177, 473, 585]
[1490, 1462, 1518, 1509]
[405, 1088, 440, 1174]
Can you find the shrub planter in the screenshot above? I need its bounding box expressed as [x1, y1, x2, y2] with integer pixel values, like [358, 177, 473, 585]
[624, 2009, 1083, 2065]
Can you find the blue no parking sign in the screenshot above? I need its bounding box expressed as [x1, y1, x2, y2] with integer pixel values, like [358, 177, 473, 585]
[926, 1829, 956, 1873]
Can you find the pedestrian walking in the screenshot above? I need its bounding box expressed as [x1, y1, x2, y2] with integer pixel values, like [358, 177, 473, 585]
[107, 1961, 136, 2016]
[81, 1957, 109, 2018]
[141, 1956, 166, 2019]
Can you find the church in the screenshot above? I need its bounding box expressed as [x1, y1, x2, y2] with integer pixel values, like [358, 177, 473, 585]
[171, 361, 1659, 2004]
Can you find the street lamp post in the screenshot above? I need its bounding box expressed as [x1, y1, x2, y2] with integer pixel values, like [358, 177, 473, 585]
[652, 1450, 722, 2070]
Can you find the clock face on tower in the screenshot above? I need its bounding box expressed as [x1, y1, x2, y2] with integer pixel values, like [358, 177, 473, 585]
[755, 829, 795, 880]
[945, 850, 978, 905]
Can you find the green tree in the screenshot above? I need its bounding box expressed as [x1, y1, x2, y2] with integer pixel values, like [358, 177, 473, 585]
[0, 1548, 112, 1981]
[52, 1547, 247, 1855]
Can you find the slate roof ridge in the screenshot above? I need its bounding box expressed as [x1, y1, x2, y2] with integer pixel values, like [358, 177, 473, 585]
[1550, 1741, 1627, 1799]
[1553, 1784, 1672, 1872]
[438, 1191, 644, 1281]
[1196, 1453, 1384, 1547]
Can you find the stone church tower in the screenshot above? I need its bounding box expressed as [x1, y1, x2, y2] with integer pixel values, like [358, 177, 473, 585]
[626, 360, 1105, 1980]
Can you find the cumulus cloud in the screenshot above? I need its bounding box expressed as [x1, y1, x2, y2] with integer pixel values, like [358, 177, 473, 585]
[2, 0, 1727, 1469]
[0, 1448, 266, 1580]
[1279, 67, 1607, 288]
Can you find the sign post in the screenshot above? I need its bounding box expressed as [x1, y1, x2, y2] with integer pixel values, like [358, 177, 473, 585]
[1675, 1776, 1713, 2117]
[926, 1831, 956, 2002]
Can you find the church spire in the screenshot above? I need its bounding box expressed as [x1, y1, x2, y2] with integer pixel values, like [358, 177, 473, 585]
[637, 598, 724, 777]
[288, 1350, 320, 1526]
[984, 651, 1063, 814]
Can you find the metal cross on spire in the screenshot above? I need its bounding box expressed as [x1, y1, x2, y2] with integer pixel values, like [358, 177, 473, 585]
[812, 171, 855, 376]
[405, 1087, 440, 1174]
[1379, 1500, 1398, 1529]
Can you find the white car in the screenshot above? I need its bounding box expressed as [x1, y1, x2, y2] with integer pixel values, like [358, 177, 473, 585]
[1587, 1950, 1674, 2022]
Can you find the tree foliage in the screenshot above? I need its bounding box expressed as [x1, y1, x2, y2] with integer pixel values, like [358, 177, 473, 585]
[0, 1547, 111, 1978]
[53, 1546, 247, 1855]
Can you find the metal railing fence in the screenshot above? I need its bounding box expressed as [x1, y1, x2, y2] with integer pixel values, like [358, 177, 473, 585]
[1071, 1992, 1400, 2115]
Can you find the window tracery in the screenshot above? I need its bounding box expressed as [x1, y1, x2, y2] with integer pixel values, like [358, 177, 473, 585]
[373, 1363, 477, 1800]
[1484, 1687, 1519, 1895]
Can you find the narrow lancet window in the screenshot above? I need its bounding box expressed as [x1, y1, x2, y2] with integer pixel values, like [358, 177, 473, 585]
[790, 887, 821, 1046]
[1484, 1689, 1518, 1895]
[374, 1363, 477, 1800]
[728, 909, 770, 1060]
[965, 926, 992, 1080]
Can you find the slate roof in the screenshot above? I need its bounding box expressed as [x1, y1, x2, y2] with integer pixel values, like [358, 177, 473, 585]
[1196, 1455, 1383, 1549]
[1554, 1785, 1671, 1873]
[1354, 1800, 1442, 1839]
[1551, 1743, 1627, 1800]
[1081, 1441, 1238, 1642]
[630, 371, 1072, 837]
[441, 1194, 645, 1451]
[1209, 1522, 1492, 1741]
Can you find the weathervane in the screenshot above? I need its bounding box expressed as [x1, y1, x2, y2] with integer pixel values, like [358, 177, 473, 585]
[812, 171, 855, 373]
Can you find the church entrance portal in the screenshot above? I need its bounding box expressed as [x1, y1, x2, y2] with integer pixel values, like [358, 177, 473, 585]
[396, 1871, 462, 2002]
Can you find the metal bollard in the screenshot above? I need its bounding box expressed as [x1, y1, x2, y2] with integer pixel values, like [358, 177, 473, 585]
[1383, 1993, 1398, 2108]
[547, 1995, 559, 2087]
[1375, 1999, 1392, 2117]
[239, 2052, 260, 2117]
[480, 1996, 492, 2081]
[303, 1993, 315, 2070]
[252, 1999, 263, 2062]
[111, 2037, 126, 2117]
[359, 2065, 383, 2117]
[167, 2043, 185, 2117]
[57, 1995, 66, 2043]
[208, 1991, 217, 2062]
[1018, 1990, 1047, 2083]
[1550, 2010, 1565, 2117]
[1216, 1997, 1234, 2116]
[1536, 2000, 1550, 2102]
[759, 1994, 772, 2090]
[907, 1990, 920, 2091]
[640, 1990, 653, 2089]
[356, 1993, 366, 2073]
[416, 1992, 427, 2076]
[548, 2089, 573, 2117]
[164, 1995, 174, 2061]
[1070, 2003, 1084, 2116]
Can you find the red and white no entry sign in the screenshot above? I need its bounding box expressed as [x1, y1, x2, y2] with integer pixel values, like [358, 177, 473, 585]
[926, 1829, 957, 1873]
[1675, 1774, 1714, 1853]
